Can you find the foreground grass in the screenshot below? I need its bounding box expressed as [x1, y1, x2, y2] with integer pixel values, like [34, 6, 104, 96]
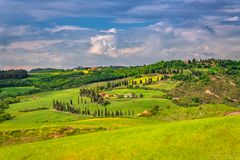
[0, 118, 156, 146]
[0, 115, 239, 160]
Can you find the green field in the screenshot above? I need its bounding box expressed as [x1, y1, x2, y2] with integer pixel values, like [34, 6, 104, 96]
[0, 70, 239, 159]
[1, 82, 177, 130]
[0, 86, 40, 97]
[0, 115, 239, 160]
[3, 79, 236, 131]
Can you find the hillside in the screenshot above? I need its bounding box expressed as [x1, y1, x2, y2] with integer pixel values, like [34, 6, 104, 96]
[0, 116, 239, 160]
[0, 59, 239, 159]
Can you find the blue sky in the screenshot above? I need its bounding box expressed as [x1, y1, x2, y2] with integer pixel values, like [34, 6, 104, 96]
[0, 0, 240, 69]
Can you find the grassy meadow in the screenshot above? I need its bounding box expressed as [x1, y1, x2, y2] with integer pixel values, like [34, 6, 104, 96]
[0, 86, 41, 98]
[0, 71, 239, 159]
[0, 115, 239, 160]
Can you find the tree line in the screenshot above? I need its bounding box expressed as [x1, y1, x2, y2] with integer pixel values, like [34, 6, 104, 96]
[52, 99, 134, 117]
[79, 88, 110, 106]
[0, 70, 28, 80]
[1, 59, 239, 90]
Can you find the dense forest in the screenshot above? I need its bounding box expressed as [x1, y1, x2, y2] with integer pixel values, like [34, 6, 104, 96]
[0, 70, 28, 80]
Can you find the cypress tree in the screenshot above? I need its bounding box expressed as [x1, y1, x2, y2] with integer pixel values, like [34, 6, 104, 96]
[120, 110, 123, 116]
[53, 99, 55, 107]
[97, 109, 101, 117]
[53, 99, 55, 109]
[104, 107, 107, 117]
[93, 111, 97, 117]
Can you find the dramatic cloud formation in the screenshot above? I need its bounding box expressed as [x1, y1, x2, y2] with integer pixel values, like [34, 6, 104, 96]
[0, 0, 240, 69]
[89, 34, 117, 57]
[89, 33, 142, 57]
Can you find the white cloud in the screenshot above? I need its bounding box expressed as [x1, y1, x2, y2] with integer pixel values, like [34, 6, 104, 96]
[89, 34, 142, 57]
[89, 34, 117, 57]
[113, 18, 145, 24]
[118, 47, 143, 55]
[7, 40, 63, 50]
[128, 4, 170, 15]
[148, 21, 174, 33]
[225, 16, 239, 22]
[48, 25, 91, 33]
[0, 25, 38, 37]
[221, 8, 240, 13]
[100, 28, 118, 34]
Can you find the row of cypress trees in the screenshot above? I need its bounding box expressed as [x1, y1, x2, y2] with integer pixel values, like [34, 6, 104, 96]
[53, 99, 134, 117]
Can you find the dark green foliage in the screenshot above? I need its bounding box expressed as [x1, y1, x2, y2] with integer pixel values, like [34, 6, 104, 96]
[1, 59, 239, 90]
[0, 100, 13, 122]
[171, 74, 192, 81]
[0, 113, 12, 122]
[80, 88, 110, 106]
[0, 70, 28, 80]
[149, 105, 160, 116]
[104, 107, 108, 117]
[0, 101, 9, 110]
[97, 109, 100, 117]
[19, 107, 48, 112]
[29, 68, 63, 73]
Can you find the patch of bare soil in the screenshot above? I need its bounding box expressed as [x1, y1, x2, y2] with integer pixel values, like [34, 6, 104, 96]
[138, 110, 150, 117]
[225, 111, 240, 116]
[205, 89, 220, 98]
[32, 96, 40, 100]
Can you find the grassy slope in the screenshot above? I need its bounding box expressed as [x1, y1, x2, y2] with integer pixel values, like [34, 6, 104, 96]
[0, 78, 239, 159]
[0, 86, 167, 130]
[2, 79, 238, 130]
[0, 118, 157, 146]
[0, 86, 40, 97]
[152, 104, 238, 121]
[0, 115, 239, 160]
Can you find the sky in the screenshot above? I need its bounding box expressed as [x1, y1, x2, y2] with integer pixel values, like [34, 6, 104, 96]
[0, 0, 240, 69]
